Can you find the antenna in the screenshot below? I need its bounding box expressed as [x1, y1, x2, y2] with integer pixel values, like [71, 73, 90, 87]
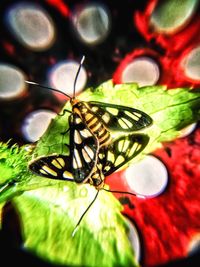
[72, 190, 99, 237]
[73, 55, 85, 99]
[25, 81, 72, 99]
[25, 55, 86, 100]
[103, 188, 146, 199]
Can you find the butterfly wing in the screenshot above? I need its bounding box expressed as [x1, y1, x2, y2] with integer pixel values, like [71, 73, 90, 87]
[29, 113, 99, 183]
[69, 113, 99, 183]
[89, 101, 152, 131]
[99, 133, 149, 176]
[29, 155, 74, 181]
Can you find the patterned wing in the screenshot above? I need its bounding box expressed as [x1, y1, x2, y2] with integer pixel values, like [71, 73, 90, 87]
[29, 113, 99, 184]
[88, 101, 153, 131]
[29, 155, 74, 181]
[99, 133, 149, 176]
[69, 113, 99, 183]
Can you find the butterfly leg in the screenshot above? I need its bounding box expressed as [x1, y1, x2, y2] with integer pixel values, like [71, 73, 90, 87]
[60, 127, 70, 135]
[58, 108, 71, 117]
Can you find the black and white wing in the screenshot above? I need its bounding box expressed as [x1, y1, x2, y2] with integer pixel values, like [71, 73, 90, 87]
[88, 101, 152, 131]
[29, 113, 99, 183]
[99, 133, 149, 176]
[69, 113, 99, 183]
[29, 155, 74, 181]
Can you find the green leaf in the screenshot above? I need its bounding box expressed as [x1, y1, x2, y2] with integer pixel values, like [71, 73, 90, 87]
[11, 183, 137, 267]
[0, 144, 138, 266]
[1, 80, 200, 267]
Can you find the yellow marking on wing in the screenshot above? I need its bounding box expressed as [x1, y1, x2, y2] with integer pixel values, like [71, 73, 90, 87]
[115, 155, 125, 166]
[40, 169, 48, 175]
[104, 165, 110, 171]
[91, 106, 99, 112]
[129, 142, 141, 156]
[74, 149, 82, 168]
[63, 171, 73, 179]
[80, 128, 92, 138]
[73, 157, 78, 169]
[107, 150, 115, 162]
[102, 113, 110, 123]
[74, 130, 82, 144]
[118, 139, 129, 152]
[75, 117, 82, 124]
[118, 140, 124, 151]
[98, 128, 105, 137]
[118, 118, 132, 129]
[84, 145, 94, 160]
[52, 158, 65, 169]
[125, 111, 142, 120]
[57, 157, 65, 167]
[42, 166, 57, 176]
[82, 148, 92, 163]
[106, 107, 118, 115]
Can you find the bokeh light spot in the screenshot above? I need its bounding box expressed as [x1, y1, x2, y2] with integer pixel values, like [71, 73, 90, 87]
[126, 218, 141, 262]
[6, 3, 55, 51]
[0, 64, 26, 99]
[49, 60, 87, 97]
[125, 155, 168, 198]
[72, 4, 110, 45]
[151, 0, 198, 33]
[183, 46, 200, 80]
[22, 109, 57, 142]
[179, 122, 197, 138]
[122, 57, 159, 87]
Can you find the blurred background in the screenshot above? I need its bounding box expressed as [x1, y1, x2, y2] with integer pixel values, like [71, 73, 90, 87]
[0, 0, 200, 266]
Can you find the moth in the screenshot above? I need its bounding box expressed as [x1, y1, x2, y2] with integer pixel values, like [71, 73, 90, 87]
[29, 132, 150, 189]
[27, 56, 153, 188]
[27, 56, 152, 233]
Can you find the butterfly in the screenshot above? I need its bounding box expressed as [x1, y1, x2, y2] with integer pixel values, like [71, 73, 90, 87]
[27, 56, 152, 187]
[29, 132, 150, 189]
[27, 57, 152, 233]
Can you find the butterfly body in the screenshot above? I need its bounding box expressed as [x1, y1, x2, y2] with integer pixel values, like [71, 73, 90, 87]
[70, 99, 111, 148]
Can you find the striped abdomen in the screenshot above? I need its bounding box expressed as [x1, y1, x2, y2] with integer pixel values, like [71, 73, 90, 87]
[73, 102, 111, 147]
[83, 111, 111, 147]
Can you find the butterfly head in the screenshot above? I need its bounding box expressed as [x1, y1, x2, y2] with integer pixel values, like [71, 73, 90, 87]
[71, 99, 88, 114]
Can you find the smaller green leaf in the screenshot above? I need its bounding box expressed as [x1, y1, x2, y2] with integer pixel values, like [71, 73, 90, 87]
[0, 142, 30, 185]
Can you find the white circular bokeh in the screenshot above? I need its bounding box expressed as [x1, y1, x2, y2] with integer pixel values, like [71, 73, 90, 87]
[49, 60, 87, 97]
[126, 218, 141, 262]
[72, 3, 110, 45]
[183, 46, 200, 81]
[125, 155, 168, 198]
[122, 57, 160, 87]
[7, 3, 55, 50]
[22, 109, 57, 142]
[0, 63, 26, 99]
[179, 123, 197, 138]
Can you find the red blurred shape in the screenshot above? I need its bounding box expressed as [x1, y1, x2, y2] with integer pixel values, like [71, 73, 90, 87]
[106, 128, 200, 267]
[134, 0, 200, 55]
[46, 0, 70, 17]
[113, 48, 160, 84]
[3, 41, 15, 56]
